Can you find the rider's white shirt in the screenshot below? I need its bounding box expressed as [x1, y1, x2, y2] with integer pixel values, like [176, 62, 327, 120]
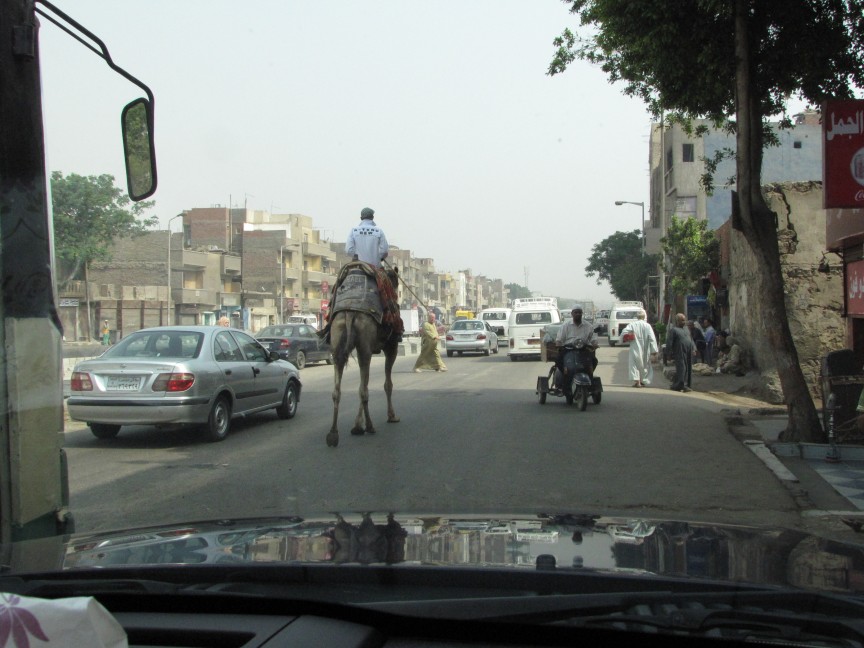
[345, 219, 389, 267]
[556, 320, 598, 347]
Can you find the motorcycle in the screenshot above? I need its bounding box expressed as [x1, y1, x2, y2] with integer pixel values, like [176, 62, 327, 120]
[536, 339, 603, 411]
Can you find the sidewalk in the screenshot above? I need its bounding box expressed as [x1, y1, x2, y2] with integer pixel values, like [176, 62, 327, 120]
[682, 364, 864, 517]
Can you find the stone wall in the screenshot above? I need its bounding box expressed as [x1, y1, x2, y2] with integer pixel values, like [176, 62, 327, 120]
[726, 181, 844, 403]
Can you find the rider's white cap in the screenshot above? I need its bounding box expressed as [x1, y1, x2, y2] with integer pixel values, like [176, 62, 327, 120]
[571, 304, 583, 312]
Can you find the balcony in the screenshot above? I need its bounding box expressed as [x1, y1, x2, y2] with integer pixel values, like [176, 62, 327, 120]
[221, 254, 241, 274]
[220, 292, 242, 307]
[177, 249, 209, 269]
[303, 270, 337, 286]
[282, 267, 302, 282]
[303, 241, 335, 260]
[59, 280, 87, 298]
[174, 287, 219, 308]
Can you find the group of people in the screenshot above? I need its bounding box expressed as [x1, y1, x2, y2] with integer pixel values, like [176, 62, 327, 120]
[616, 311, 744, 393]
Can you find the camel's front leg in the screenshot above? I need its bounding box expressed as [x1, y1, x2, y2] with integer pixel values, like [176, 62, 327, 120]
[352, 351, 374, 435]
[327, 361, 346, 447]
[384, 345, 399, 423]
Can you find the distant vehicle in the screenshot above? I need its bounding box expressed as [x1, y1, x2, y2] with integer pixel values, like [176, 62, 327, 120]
[445, 319, 499, 356]
[507, 297, 560, 361]
[255, 324, 332, 369]
[285, 313, 319, 329]
[594, 310, 610, 335]
[454, 309, 475, 321]
[477, 307, 512, 338]
[607, 301, 646, 346]
[68, 326, 301, 442]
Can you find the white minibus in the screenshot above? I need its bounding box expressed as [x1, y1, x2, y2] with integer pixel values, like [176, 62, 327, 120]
[477, 307, 512, 338]
[607, 301, 645, 346]
[507, 297, 560, 360]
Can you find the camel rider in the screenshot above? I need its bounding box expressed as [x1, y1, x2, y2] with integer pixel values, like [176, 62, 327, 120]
[555, 305, 599, 383]
[335, 207, 403, 343]
[346, 207, 388, 267]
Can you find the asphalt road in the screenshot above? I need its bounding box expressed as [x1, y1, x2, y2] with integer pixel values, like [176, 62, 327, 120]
[64, 344, 800, 534]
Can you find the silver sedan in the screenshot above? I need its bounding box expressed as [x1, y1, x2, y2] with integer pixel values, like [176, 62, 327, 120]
[67, 326, 301, 442]
[445, 319, 500, 357]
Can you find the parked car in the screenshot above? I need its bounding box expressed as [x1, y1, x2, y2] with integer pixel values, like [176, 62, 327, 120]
[67, 326, 301, 442]
[445, 319, 499, 357]
[255, 324, 332, 369]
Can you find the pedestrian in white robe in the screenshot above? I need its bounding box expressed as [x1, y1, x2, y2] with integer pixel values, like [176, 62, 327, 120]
[621, 311, 658, 387]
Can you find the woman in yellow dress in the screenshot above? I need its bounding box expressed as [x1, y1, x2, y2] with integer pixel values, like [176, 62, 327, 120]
[414, 311, 448, 372]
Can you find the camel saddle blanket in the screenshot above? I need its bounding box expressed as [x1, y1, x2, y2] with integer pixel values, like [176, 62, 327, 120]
[330, 264, 384, 325]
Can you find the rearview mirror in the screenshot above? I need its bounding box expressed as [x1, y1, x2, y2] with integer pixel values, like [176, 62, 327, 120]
[121, 98, 157, 201]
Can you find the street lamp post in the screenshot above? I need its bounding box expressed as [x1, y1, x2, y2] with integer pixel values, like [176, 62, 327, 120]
[279, 246, 286, 324]
[166, 213, 183, 325]
[614, 200, 645, 256]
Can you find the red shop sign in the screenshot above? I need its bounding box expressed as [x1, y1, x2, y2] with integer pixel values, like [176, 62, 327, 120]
[823, 99, 864, 209]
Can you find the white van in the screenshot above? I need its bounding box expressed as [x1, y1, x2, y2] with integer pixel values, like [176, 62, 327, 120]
[286, 313, 319, 329]
[607, 301, 645, 346]
[507, 297, 560, 361]
[477, 307, 512, 338]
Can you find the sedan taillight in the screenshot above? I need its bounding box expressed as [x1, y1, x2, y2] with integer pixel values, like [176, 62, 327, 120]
[71, 372, 93, 391]
[153, 373, 195, 392]
[477, 333, 487, 340]
[446, 334, 454, 341]
[278, 338, 291, 349]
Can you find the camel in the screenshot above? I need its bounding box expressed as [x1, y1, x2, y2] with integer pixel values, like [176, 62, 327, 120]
[325, 266, 400, 447]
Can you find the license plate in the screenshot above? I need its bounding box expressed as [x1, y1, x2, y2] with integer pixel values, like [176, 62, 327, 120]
[106, 376, 141, 391]
[527, 339, 540, 345]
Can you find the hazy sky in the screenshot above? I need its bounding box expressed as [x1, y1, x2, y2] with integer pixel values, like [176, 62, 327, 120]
[39, 1, 655, 307]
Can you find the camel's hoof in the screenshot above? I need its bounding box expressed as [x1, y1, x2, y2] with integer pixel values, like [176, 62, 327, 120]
[326, 433, 339, 447]
[366, 427, 376, 435]
[350, 426, 365, 436]
[387, 416, 400, 423]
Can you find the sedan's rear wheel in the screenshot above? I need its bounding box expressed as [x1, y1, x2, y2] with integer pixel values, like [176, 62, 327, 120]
[89, 423, 120, 439]
[446, 350, 453, 357]
[483, 344, 491, 356]
[205, 396, 231, 442]
[277, 381, 299, 419]
[294, 351, 306, 369]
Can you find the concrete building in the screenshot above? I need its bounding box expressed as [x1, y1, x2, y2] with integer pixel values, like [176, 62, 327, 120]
[648, 112, 823, 320]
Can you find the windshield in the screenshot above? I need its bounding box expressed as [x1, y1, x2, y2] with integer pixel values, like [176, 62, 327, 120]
[5, 0, 864, 639]
[452, 321, 484, 331]
[258, 326, 296, 337]
[103, 330, 203, 359]
[515, 312, 553, 325]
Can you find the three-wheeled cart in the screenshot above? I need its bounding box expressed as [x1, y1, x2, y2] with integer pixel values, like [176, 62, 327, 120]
[535, 329, 602, 409]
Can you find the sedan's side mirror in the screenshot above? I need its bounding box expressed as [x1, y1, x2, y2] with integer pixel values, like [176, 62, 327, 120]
[269, 351, 281, 362]
[121, 98, 157, 201]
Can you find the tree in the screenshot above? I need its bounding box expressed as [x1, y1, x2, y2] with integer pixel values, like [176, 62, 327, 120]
[505, 283, 533, 300]
[661, 216, 719, 298]
[585, 230, 658, 302]
[549, 0, 864, 442]
[51, 171, 157, 286]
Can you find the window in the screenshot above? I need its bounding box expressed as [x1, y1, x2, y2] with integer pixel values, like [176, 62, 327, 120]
[214, 331, 244, 362]
[676, 196, 697, 218]
[235, 331, 268, 362]
[793, 140, 802, 149]
[516, 312, 552, 324]
[682, 143, 695, 162]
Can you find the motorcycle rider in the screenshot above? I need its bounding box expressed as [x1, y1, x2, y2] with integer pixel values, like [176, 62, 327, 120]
[554, 305, 599, 388]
